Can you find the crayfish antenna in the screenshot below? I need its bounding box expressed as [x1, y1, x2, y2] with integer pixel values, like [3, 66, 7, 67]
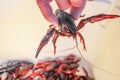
[76, 40, 120, 78]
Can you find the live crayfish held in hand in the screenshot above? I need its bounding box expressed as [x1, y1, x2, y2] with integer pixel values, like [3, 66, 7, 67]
[35, 9, 120, 58]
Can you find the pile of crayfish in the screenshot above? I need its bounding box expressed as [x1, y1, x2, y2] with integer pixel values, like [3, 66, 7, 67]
[0, 54, 94, 80]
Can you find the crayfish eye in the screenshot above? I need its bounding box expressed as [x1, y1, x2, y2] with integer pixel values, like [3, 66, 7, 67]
[55, 9, 61, 15]
[55, 9, 64, 16]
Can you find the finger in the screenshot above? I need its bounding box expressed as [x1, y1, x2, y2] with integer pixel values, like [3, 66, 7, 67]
[70, 0, 87, 20]
[69, 0, 87, 7]
[55, 0, 71, 10]
[37, 0, 59, 26]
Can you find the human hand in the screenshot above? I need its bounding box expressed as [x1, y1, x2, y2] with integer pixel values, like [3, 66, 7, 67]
[37, 0, 87, 26]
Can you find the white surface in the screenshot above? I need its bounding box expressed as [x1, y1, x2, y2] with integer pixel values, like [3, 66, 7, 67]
[0, 0, 120, 80]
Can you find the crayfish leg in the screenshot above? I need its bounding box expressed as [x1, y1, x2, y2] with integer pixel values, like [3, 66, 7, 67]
[77, 14, 120, 31]
[52, 34, 59, 55]
[76, 32, 87, 51]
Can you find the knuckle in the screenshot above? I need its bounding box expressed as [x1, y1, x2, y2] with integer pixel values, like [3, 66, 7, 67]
[70, 0, 86, 7]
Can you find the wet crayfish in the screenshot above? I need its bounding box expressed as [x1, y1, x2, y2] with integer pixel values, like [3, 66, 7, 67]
[35, 9, 120, 58]
[0, 54, 94, 80]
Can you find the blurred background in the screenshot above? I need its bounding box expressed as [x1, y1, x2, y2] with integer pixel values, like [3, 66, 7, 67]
[0, 0, 120, 80]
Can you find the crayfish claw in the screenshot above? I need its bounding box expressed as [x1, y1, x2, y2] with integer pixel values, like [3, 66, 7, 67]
[35, 28, 57, 58]
[77, 14, 120, 31]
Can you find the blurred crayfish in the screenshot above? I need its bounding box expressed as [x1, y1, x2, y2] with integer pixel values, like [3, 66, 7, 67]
[0, 54, 94, 80]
